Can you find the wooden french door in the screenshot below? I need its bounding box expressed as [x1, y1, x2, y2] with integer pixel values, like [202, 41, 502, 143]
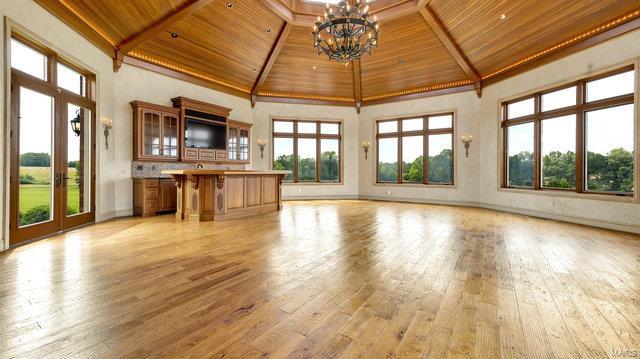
[9, 71, 96, 245]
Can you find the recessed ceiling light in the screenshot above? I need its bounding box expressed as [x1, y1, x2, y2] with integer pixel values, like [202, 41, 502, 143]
[398, 59, 404, 63]
[500, 14, 507, 20]
[171, 32, 179, 38]
[313, 66, 318, 70]
[252, 68, 257, 72]
[226, 1, 233, 9]
[266, 28, 272, 33]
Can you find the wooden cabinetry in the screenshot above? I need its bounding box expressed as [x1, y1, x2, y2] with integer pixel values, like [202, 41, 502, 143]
[131, 101, 180, 161]
[227, 120, 252, 163]
[133, 178, 177, 216]
[171, 97, 232, 163]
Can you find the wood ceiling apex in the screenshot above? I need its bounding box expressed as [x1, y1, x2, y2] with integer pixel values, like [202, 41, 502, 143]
[252, 22, 294, 97]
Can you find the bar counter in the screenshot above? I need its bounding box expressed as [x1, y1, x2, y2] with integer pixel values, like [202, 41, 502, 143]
[161, 169, 290, 221]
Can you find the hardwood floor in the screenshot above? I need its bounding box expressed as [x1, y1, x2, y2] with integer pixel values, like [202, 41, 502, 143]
[1, 200, 639, 358]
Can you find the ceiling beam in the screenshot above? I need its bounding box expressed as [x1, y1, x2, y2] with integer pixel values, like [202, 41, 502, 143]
[418, 5, 482, 97]
[116, 0, 215, 56]
[353, 59, 362, 113]
[251, 22, 294, 105]
[262, 0, 295, 23]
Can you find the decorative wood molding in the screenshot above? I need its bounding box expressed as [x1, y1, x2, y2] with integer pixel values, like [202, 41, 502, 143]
[252, 22, 293, 95]
[482, 9, 640, 86]
[188, 175, 200, 189]
[117, 0, 215, 55]
[363, 84, 475, 106]
[123, 55, 251, 99]
[216, 175, 225, 190]
[353, 59, 362, 111]
[418, 5, 482, 97]
[113, 50, 124, 72]
[253, 95, 354, 107]
[170, 174, 184, 189]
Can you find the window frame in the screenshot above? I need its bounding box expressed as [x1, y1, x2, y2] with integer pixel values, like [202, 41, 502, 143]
[271, 119, 342, 184]
[501, 64, 636, 197]
[375, 112, 455, 186]
[10, 32, 95, 101]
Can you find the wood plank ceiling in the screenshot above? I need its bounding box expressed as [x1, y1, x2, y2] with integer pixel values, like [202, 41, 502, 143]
[34, 0, 640, 109]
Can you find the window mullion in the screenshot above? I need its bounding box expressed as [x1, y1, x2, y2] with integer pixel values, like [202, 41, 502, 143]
[397, 119, 402, 184]
[576, 81, 586, 193]
[293, 121, 299, 183]
[535, 98, 542, 189]
[316, 121, 320, 182]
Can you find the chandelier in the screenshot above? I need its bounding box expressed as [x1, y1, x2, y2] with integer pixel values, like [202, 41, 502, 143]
[312, 1, 379, 63]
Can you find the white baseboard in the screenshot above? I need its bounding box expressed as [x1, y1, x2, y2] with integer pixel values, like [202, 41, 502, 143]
[358, 196, 640, 235]
[284, 195, 359, 201]
[115, 209, 133, 217]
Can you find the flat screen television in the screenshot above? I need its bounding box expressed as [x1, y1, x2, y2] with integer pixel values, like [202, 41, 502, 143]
[184, 118, 226, 149]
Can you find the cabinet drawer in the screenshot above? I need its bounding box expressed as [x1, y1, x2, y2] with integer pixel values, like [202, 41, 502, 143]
[200, 149, 216, 160]
[215, 150, 228, 161]
[145, 187, 158, 199]
[145, 199, 158, 212]
[184, 147, 199, 159]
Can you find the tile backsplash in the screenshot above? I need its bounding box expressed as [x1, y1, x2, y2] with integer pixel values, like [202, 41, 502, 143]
[131, 161, 247, 178]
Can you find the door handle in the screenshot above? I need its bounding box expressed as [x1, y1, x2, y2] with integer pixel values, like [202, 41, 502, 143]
[62, 173, 70, 188]
[55, 173, 61, 188]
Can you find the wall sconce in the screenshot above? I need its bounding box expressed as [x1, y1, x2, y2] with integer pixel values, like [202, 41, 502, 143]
[362, 141, 371, 160]
[461, 135, 473, 157]
[257, 139, 267, 159]
[101, 117, 113, 150]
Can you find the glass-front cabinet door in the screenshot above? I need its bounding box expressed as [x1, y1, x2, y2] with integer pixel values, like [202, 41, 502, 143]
[142, 110, 161, 157]
[228, 127, 238, 160]
[162, 114, 179, 158]
[239, 128, 249, 161]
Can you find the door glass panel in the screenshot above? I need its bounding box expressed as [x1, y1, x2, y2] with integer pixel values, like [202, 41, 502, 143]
[66, 104, 92, 216]
[18, 87, 54, 227]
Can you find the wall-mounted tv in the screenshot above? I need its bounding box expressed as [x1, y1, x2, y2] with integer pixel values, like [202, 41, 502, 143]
[184, 118, 226, 149]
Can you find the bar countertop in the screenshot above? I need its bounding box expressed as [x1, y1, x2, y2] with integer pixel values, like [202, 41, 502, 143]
[161, 169, 291, 176]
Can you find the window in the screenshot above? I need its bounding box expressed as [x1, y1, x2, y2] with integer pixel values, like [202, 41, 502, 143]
[272, 119, 341, 183]
[11, 36, 92, 99]
[376, 113, 454, 185]
[502, 65, 635, 195]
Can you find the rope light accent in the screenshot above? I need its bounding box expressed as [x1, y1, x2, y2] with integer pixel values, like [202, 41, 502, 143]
[363, 79, 474, 101]
[483, 9, 640, 80]
[129, 52, 251, 94]
[257, 91, 354, 102]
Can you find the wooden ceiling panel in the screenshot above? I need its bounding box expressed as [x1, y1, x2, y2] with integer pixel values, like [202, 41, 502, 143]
[429, 0, 640, 75]
[136, 0, 286, 90]
[260, 25, 355, 99]
[361, 12, 468, 98]
[60, 0, 188, 44]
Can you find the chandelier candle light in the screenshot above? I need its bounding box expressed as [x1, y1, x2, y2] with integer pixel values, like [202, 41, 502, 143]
[312, 0, 379, 63]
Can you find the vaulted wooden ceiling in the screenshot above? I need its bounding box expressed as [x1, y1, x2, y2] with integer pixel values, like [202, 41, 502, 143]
[35, 0, 640, 110]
